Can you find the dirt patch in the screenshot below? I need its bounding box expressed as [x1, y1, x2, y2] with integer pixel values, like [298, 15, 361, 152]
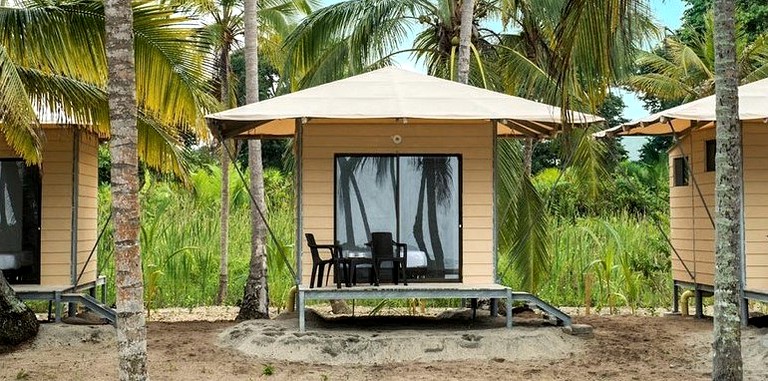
[1, 309, 767, 381]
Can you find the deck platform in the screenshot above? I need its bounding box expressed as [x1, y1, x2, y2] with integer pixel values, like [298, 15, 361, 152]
[11, 276, 113, 324]
[297, 283, 571, 332]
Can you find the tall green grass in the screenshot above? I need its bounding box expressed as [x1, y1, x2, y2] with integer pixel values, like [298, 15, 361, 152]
[500, 214, 672, 311]
[97, 166, 296, 310]
[96, 165, 673, 313]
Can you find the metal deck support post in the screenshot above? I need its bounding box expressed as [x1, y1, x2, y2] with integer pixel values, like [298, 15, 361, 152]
[101, 281, 107, 305]
[672, 282, 680, 313]
[506, 289, 512, 329]
[695, 289, 704, 319]
[298, 289, 306, 332]
[54, 291, 62, 323]
[490, 298, 498, 317]
[741, 298, 749, 326]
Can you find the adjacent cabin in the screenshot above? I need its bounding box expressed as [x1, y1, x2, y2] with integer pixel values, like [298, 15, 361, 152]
[667, 123, 768, 295]
[597, 77, 768, 319]
[1, 126, 100, 289]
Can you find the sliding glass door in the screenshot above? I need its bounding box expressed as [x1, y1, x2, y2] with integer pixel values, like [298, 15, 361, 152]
[335, 155, 460, 281]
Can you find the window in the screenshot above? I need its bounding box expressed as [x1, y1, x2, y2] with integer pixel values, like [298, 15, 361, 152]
[335, 155, 461, 281]
[706, 140, 716, 172]
[673, 156, 689, 187]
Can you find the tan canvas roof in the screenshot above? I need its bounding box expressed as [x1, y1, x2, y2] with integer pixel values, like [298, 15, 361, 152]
[597, 77, 768, 137]
[206, 66, 603, 139]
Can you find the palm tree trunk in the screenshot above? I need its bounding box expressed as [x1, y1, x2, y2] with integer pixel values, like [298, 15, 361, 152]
[216, 44, 231, 307]
[712, 0, 744, 379]
[523, 138, 534, 176]
[238, 0, 269, 320]
[456, 0, 474, 84]
[0, 270, 38, 346]
[216, 142, 230, 305]
[104, 0, 148, 378]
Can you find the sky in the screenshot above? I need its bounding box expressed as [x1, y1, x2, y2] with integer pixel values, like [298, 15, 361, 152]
[320, 0, 689, 159]
[621, 0, 686, 158]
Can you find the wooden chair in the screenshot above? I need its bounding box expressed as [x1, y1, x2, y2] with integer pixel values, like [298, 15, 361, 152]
[305, 233, 348, 288]
[369, 232, 408, 286]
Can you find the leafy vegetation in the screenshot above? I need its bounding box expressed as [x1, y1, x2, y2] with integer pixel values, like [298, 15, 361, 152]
[97, 163, 296, 310]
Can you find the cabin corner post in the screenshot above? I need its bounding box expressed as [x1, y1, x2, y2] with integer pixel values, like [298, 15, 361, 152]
[491, 121, 499, 284]
[294, 118, 304, 285]
[70, 129, 80, 287]
[739, 121, 748, 325]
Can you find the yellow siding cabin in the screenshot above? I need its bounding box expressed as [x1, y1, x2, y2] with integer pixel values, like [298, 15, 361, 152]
[1, 125, 109, 323]
[207, 67, 602, 331]
[668, 123, 768, 314]
[598, 77, 768, 321]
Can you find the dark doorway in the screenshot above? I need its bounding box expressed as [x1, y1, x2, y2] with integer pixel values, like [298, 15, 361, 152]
[0, 160, 42, 284]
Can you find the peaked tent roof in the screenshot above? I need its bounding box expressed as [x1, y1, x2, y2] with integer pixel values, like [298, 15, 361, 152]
[206, 66, 603, 139]
[596, 77, 768, 138]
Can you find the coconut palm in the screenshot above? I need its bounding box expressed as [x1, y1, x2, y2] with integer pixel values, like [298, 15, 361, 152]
[712, 0, 744, 379]
[182, 0, 313, 309]
[0, 0, 216, 174]
[282, 0, 500, 89]
[628, 13, 768, 104]
[497, 0, 656, 115]
[0, 0, 217, 175]
[103, 0, 148, 379]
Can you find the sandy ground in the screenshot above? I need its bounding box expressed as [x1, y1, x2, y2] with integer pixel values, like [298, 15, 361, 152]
[2, 307, 768, 381]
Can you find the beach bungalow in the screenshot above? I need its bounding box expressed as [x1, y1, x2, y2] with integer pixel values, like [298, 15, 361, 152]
[1, 121, 110, 322]
[206, 67, 601, 331]
[597, 78, 768, 321]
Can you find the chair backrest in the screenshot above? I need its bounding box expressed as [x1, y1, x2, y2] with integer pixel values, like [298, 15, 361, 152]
[305, 233, 323, 263]
[370, 232, 396, 260]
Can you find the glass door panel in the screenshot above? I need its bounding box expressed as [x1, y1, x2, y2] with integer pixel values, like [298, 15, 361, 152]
[398, 156, 460, 280]
[335, 156, 397, 254]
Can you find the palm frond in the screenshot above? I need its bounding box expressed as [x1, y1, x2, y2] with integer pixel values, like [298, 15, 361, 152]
[0, 45, 42, 162]
[497, 139, 550, 292]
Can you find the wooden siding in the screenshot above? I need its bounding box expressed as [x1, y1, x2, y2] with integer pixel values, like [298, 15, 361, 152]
[0, 128, 98, 286]
[300, 121, 494, 285]
[76, 133, 99, 285]
[669, 122, 768, 291]
[669, 128, 716, 286]
[743, 122, 768, 290]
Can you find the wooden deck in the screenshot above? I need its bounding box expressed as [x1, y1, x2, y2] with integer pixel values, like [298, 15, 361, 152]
[297, 283, 571, 332]
[10, 277, 108, 323]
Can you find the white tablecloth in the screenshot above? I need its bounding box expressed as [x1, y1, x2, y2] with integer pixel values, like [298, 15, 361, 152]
[345, 250, 428, 268]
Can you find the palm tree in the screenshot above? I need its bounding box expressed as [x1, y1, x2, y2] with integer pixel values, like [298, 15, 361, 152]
[456, 0, 474, 84]
[184, 0, 313, 310]
[282, 0, 498, 89]
[0, 0, 218, 175]
[103, 0, 148, 379]
[239, 0, 268, 320]
[628, 14, 768, 104]
[712, 0, 744, 379]
[1, 0, 214, 366]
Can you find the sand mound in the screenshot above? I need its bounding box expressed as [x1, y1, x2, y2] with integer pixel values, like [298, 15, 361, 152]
[30, 324, 115, 350]
[219, 309, 583, 365]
